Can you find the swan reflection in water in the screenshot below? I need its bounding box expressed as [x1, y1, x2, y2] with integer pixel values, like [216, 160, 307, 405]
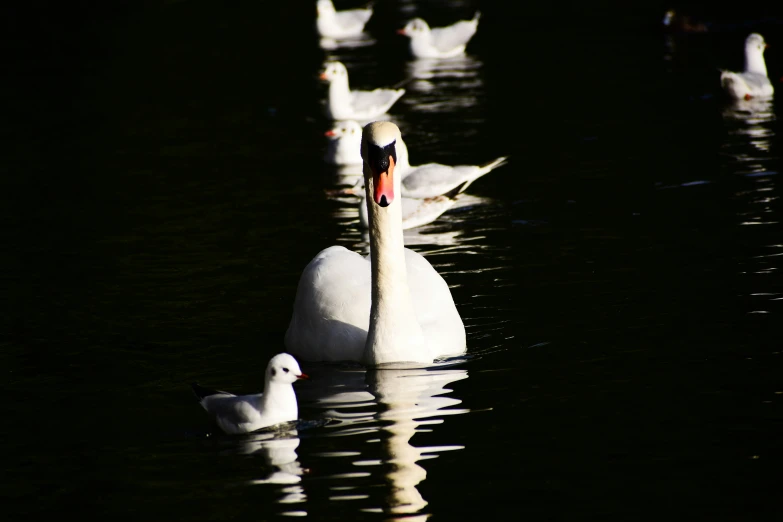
[298, 365, 469, 518]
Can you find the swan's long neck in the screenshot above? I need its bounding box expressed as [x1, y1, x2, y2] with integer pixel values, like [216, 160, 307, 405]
[363, 166, 426, 365]
[745, 49, 768, 76]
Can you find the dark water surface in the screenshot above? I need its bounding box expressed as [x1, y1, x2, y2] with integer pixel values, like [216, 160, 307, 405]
[3, 1, 783, 520]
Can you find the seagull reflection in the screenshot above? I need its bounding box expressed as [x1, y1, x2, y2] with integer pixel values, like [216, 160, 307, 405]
[319, 34, 376, 51]
[220, 429, 308, 512]
[403, 55, 483, 111]
[299, 365, 469, 518]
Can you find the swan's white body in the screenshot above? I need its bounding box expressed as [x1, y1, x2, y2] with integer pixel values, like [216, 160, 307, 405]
[398, 12, 480, 59]
[193, 353, 307, 435]
[720, 33, 773, 100]
[321, 61, 405, 121]
[286, 122, 466, 365]
[324, 120, 363, 165]
[316, 0, 373, 39]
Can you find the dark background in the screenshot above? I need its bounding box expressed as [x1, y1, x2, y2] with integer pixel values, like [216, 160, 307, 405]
[2, 1, 783, 520]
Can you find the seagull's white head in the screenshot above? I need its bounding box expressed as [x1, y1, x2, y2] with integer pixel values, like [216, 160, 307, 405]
[267, 353, 308, 384]
[361, 121, 401, 208]
[745, 33, 768, 54]
[397, 18, 430, 37]
[316, 0, 335, 16]
[320, 61, 348, 82]
[325, 120, 362, 140]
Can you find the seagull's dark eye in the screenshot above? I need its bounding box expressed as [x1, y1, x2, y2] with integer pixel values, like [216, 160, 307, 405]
[283, 367, 290, 373]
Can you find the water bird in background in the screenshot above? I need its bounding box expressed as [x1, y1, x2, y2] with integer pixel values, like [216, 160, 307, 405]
[286, 122, 467, 366]
[330, 132, 508, 199]
[720, 33, 774, 100]
[315, 0, 373, 39]
[397, 12, 481, 59]
[324, 119, 363, 165]
[192, 353, 308, 435]
[320, 61, 406, 121]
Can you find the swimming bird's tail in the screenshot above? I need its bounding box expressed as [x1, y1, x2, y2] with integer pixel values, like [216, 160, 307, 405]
[191, 383, 224, 401]
[473, 11, 481, 22]
[480, 156, 509, 173]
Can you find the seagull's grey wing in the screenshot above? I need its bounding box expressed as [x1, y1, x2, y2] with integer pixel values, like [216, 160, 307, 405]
[430, 20, 478, 52]
[402, 163, 479, 198]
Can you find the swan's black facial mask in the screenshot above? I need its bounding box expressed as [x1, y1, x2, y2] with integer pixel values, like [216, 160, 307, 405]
[366, 140, 397, 207]
[367, 140, 397, 176]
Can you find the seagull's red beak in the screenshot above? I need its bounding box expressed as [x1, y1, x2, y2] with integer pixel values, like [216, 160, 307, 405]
[319, 72, 328, 80]
[396, 28, 406, 35]
[325, 129, 336, 137]
[297, 373, 309, 380]
[373, 155, 395, 207]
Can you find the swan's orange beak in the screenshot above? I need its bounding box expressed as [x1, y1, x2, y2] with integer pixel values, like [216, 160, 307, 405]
[297, 373, 309, 380]
[373, 155, 395, 207]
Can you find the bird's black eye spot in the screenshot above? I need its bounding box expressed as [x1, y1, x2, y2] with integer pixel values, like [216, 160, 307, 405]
[283, 368, 290, 373]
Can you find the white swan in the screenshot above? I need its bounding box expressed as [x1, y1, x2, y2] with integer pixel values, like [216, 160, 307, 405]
[316, 0, 373, 39]
[320, 61, 406, 121]
[324, 120, 363, 165]
[285, 122, 466, 365]
[192, 353, 308, 434]
[720, 33, 774, 100]
[397, 12, 480, 59]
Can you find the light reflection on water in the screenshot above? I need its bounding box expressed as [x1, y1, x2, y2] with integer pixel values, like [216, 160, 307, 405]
[292, 366, 469, 518]
[720, 98, 781, 314]
[402, 55, 483, 113]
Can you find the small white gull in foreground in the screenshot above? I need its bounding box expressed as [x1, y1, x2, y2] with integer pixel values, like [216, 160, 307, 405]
[192, 353, 308, 435]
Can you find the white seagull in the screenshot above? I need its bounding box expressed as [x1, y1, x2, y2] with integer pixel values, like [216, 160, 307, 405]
[316, 0, 373, 39]
[397, 12, 480, 59]
[324, 120, 363, 165]
[285, 122, 466, 366]
[320, 61, 406, 121]
[720, 33, 774, 100]
[328, 133, 508, 199]
[192, 353, 308, 435]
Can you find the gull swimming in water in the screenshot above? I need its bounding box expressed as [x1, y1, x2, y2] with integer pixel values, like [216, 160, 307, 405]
[192, 353, 308, 434]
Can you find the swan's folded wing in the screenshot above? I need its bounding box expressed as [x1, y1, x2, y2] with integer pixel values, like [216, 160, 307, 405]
[430, 20, 477, 52]
[285, 246, 371, 361]
[404, 249, 466, 356]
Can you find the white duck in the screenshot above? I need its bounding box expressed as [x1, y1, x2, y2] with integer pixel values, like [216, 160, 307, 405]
[324, 119, 363, 165]
[285, 122, 466, 366]
[397, 12, 480, 59]
[316, 0, 373, 39]
[320, 61, 406, 121]
[720, 33, 774, 100]
[192, 353, 308, 435]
